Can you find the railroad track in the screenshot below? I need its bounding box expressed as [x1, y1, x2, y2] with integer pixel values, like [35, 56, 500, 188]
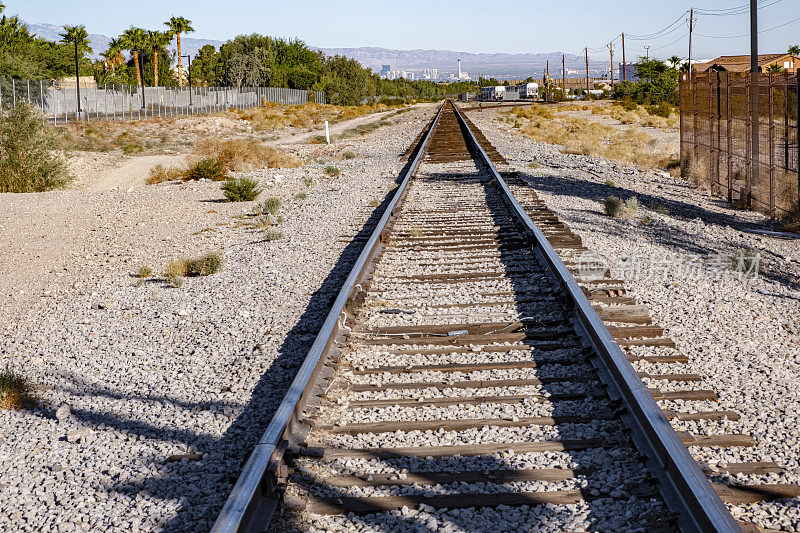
[213, 101, 798, 532]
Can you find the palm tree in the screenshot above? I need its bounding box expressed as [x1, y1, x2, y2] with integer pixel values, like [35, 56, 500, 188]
[766, 63, 784, 74]
[119, 27, 146, 88]
[101, 38, 125, 72]
[668, 55, 682, 70]
[165, 16, 194, 86]
[789, 45, 800, 56]
[147, 30, 172, 86]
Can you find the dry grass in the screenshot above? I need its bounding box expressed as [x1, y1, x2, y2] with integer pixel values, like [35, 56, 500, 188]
[147, 164, 187, 184]
[604, 196, 640, 218]
[164, 252, 222, 287]
[0, 368, 34, 410]
[513, 110, 677, 171]
[226, 102, 403, 133]
[194, 138, 299, 172]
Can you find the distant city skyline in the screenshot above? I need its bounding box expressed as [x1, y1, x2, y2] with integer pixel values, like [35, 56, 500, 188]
[6, 0, 799, 62]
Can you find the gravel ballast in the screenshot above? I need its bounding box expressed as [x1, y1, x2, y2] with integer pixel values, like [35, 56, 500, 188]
[0, 105, 437, 531]
[466, 105, 800, 531]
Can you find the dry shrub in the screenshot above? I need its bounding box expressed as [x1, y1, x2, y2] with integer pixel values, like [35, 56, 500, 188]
[186, 252, 222, 276]
[226, 102, 399, 134]
[195, 138, 299, 172]
[0, 368, 33, 410]
[782, 205, 800, 233]
[604, 196, 639, 218]
[147, 164, 187, 184]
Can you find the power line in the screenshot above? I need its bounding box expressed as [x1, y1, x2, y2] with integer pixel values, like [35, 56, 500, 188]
[694, 0, 782, 15]
[694, 14, 800, 38]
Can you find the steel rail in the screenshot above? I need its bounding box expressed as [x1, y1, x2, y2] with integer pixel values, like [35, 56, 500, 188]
[450, 102, 741, 533]
[211, 102, 446, 533]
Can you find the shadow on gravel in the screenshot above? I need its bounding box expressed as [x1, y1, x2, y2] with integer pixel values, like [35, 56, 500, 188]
[91, 160, 416, 531]
[518, 170, 800, 293]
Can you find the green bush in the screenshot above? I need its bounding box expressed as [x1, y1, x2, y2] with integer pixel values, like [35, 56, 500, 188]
[604, 196, 639, 218]
[0, 103, 71, 192]
[187, 158, 226, 181]
[324, 165, 341, 177]
[222, 177, 262, 202]
[0, 367, 33, 409]
[604, 179, 616, 187]
[294, 191, 308, 200]
[265, 229, 284, 241]
[186, 252, 223, 276]
[342, 150, 357, 160]
[646, 102, 672, 118]
[259, 197, 282, 215]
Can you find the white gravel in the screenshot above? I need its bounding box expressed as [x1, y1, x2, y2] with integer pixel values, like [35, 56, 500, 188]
[0, 105, 438, 531]
[465, 105, 800, 531]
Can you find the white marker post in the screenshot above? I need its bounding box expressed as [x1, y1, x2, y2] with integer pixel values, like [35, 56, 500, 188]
[324, 120, 330, 144]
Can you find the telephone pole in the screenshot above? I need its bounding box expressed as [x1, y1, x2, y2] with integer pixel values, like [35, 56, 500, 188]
[562, 54, 566, 97]
[609, 42, 614, 88]
[585, 47, 590, 93]
[545, 60, 550, 102]
[749, 0, 759, 205]
[622, 33, 626, 81]
[688, 8, 694, 82]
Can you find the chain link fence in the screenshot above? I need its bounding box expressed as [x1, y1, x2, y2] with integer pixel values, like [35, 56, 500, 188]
[0, 79, 326, 124]
[680, 71, 799, 217]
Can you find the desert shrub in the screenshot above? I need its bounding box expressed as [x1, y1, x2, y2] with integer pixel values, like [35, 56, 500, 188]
[137, 265, 153, 278]
[186, 252, 222, 276]
[342, 150, 357, 160]
[252, 215, 272, 228]
[0, 103, 71, 192]
[527, 161, 541, 169]
[294, 191, 308, 200]
[324, 165, 341, 177]
[646, 102, 672, 118]
[258, 197, 282, 215]
[265, 229, 284, 241]
[0, 368, 33, 410]
[164, 260, 187, 287]
[222, 177, 262, 202]
[195, 138, 299, 171]
[187, 158, 226, 181]
[303, 177, 314, 187]
[782, 205, 800, 233]
[604, 196, 639, 218]
[649, 203, 670, 215]
[369, 198, 381, 207]
[604, 179, 616, 187]
[640, 214, 654, 224]
[148, 164, 187, 184]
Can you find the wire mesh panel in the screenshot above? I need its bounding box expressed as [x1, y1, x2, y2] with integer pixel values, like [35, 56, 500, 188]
[680, 71, 799, 217]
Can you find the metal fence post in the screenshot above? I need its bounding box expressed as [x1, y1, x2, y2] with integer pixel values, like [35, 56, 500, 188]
[726, 73, 733, 202]
[769, 73, 776, 216]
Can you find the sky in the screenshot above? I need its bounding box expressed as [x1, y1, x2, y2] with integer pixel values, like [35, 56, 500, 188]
[6, 0, 800, 61]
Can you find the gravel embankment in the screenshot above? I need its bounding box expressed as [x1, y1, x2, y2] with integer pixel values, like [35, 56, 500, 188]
[466, 106, 800, 532]
[0, 104, 436, 532]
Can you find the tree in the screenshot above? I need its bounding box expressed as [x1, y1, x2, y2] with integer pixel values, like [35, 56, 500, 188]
[189, 44, 220, 85]
[788, 46, 800, 56]
[165, 16, 194, 86]
[59, 25, 92, 113]
[766, 63, 784, 74]
[668, 55, 682, 70]
[147, 30, 171, 86]
[101, 38, 125, 72]
[119, 27, 146, 87]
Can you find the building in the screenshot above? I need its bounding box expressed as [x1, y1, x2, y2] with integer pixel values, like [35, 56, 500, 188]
[457, 59, 469, 80]
[379, 64, 391, 79]
[694, 53, 798, 74]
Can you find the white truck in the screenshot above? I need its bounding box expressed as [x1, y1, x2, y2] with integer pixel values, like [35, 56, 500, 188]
[518, 82, 539, 99]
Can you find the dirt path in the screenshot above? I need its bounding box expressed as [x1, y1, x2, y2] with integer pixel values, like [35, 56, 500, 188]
[68, 153, 189, 191]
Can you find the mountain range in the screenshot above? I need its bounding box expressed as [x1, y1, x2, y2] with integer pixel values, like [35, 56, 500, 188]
[22, 21, 608, 79]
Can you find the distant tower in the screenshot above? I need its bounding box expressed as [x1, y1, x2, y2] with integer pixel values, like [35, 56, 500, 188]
[458, 59, 462, 79]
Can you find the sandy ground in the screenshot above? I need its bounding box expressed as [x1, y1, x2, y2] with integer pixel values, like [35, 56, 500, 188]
[67, 154, 190, 191]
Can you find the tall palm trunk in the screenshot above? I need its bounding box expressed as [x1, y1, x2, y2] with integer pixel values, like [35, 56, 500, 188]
[176, 34, 183, 86]
[132, 49, 142, 87]
[153, 49, 159, 86]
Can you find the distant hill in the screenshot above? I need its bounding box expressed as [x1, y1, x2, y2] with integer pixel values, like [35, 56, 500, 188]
[22, 20, 605, 79]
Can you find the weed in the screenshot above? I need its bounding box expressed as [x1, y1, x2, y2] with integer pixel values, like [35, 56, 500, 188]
[527, 161, 541, 169]
[148, 164, 186, 184]
[252, 215, 272, 228]
[0, 103, 71, 192]
[120, 142, 144, 155]
[136, 265, 153, 281]
[369, 198, 381, 207]
[165, 260, 188, 287]
[646, 101, 672, 118]
[342, 150, 357, 160]
[0, 368, 33, 410]
[604, 179, 616, 187]
[731, 249, 762, 274]
[324, 165, 341, 177]
[185, 252, 222, 276]
[195, 138, 300, 171]
[604, 195, 639, 218]
[276, 215, 285, 224]
[187, 158, 226, 181]
[640, 214, 654, 224]
[294, 191, 308, 200]
[258, 197, 282, 215]
[265, 229, 284, 241]
[303, 177, 314, 187]
[222, 177, 262, 202]
[649, 203, 670, 215]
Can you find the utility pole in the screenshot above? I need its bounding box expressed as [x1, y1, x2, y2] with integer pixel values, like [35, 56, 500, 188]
[562, 54, 566, 97]
[688, 8, 694, 82]
[585, 47, 590, 93]
[622, 33, 626, 81]
[545, 60, 550, 102]
[749, 0, 759, 205]
[609, 42, 614, 88]
[137, 48, 146, 110]
[73, 38, 81, 116]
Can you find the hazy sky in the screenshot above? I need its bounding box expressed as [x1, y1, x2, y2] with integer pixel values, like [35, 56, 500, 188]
[7, 0, 800, 61]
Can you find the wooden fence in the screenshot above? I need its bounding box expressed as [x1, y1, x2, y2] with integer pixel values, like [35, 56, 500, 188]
[679, 71, 799, 217]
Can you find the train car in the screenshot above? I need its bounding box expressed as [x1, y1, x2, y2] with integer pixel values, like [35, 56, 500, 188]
[518, 83, 539, 99]
[480, 86, 505, 101]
